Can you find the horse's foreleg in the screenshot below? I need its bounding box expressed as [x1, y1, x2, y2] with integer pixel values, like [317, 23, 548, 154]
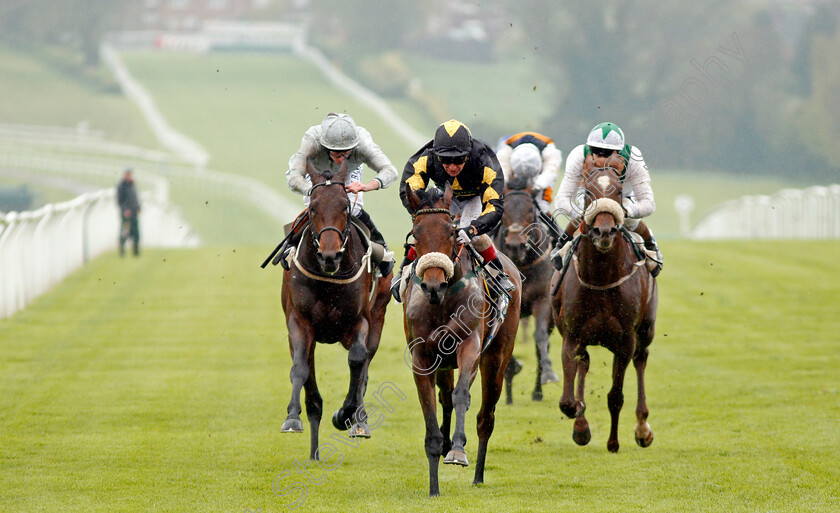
[334, 317, 370, 436]
[606, 347, 632, 453]
[412, 357, 443, 497]
[445, 334, 480, 467]
[473, 337, 509, 485]
[558, 335, 580, 418]
[436, 370, 454, 455]
[302, 349, 323, 460]
[572, 349, 591, 446]
[633, 346, 654, 448]
[282, 311, 314, 435]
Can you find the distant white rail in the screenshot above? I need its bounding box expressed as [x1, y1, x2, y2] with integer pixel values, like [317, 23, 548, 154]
[691, 184, 840, 239]
[0, 188, 198, 319]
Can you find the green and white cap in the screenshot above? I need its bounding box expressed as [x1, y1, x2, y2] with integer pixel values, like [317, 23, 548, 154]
[586, 122, 625, 151]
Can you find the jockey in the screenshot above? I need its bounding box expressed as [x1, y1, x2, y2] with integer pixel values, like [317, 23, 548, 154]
[392, 119, 515, 302]
[552, 122, 664, 276]
[497, 135, 564, 247]
[280, 112, 398, 275]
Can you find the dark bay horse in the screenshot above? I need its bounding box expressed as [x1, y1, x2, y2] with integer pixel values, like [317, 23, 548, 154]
[280, 160, 391, 460]
[496, 185, 559, 403]
[403, 185, 521, 496]
[550, 153, 658, 453]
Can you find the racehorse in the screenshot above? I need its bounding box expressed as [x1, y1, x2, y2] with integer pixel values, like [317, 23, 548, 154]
[550, 152, 658, 453]
[496, 184, 559, 403]
[279, 160, 391, 460]
[402, 185, 521, 496]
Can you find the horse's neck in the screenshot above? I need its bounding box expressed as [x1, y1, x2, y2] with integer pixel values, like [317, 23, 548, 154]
[576, 235, 632, 285]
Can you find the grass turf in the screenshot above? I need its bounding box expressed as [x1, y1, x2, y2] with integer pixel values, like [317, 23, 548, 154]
[1, 240, 838, 512]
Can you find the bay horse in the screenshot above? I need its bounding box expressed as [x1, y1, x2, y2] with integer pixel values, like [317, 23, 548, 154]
[495, 184, 559, 403]
[550, 152, 657, 453]
[403, 185, 521, 496]
[279, 160, 391, 460]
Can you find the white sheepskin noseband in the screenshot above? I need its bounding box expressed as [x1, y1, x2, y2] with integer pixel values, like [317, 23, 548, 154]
[415, 252, 455, 280]
[583, 197, 625, 226]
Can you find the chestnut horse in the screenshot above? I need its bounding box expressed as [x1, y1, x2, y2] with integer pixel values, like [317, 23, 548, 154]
[495, 186, 558, 403]
[403, 185, 521, 496]
[550, 153, 657, 452]
[279, 160, 391, 460]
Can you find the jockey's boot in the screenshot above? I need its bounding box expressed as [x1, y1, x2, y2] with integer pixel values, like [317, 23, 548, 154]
[356, 209, 394, 276]
[390, 245, 416, 303]
[550, 230, 574, 271]
[644, 232, 664, 278]
[486, 256, 516, 295]
[633, 221, 663, 277]
[276, 210, 310, 271]
[276, 233, 297, 271]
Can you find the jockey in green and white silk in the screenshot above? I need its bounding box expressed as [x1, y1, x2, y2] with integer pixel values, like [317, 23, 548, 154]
[553, 122, 663, 277]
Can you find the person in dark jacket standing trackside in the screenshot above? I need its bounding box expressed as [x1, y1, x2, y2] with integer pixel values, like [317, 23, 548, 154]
[117, 168, 141, 257]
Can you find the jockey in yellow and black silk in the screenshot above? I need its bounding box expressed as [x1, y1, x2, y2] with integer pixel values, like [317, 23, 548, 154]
[392, 119, 514, 302]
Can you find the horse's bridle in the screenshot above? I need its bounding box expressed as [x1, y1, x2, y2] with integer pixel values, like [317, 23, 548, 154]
[308, 179, 351, 253]
[502, 190, 544, 257]
[411, 207, 465, 268]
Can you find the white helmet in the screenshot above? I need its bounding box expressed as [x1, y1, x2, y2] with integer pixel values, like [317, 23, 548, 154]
[319, 113, 359, 151]
[586, 122, 625, 151]
[509, 143, 542, 179]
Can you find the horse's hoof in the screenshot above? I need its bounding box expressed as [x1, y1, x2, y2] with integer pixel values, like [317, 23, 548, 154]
[607, 440, 620, 453]
[532, 390, 543, 401]
[635, 424, 654, 448]
[572, 426, 591, 446]
[541, 369, 560, 384]
[281, 417, 304, 433]
[348, 422, 371, 438]
[443, 449, 469, 466]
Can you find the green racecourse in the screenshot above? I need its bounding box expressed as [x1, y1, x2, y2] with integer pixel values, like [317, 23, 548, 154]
[1, 48, 838, 511]
[1, 242, 838, 512]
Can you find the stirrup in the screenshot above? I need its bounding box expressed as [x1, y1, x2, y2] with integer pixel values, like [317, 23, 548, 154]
[279, 244, 292, 271]
[390, 273, 403, 303]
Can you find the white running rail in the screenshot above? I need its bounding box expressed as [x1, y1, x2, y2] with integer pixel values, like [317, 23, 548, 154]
[0, 188, 198, 319]
[691, 184, 840, 239]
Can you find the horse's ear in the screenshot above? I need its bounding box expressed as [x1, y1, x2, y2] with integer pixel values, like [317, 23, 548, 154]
[306, 160, 324, 183]
[336, 159, 350, 183]
[582, 153, 596, 171]
[406, 186, 422, 214]
[604, 153, 626, 175]
[442, 183, 454, 208]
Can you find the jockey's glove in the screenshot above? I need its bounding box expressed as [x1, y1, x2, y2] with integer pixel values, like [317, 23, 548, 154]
[457, 226, 477, 245]
[622, 198, 640, 219]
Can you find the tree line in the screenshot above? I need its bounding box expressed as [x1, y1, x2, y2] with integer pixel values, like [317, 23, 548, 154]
[1, 0, 838, 179]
